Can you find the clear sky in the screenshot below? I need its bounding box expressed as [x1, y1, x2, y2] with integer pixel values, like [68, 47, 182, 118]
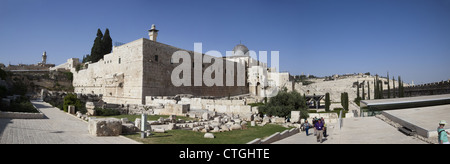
[1, 0, 449, 84]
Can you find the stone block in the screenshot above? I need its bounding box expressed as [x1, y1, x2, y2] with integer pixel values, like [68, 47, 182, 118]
[290, 111, 301, 123]
[88, 118, 122, 136]
[121, 118, 129, 124]
[271, 117, 286, 124]
[167, 123, 177, 130]
[122, 123, 139, 134]
[242, 113, 254, 121]
[220, 125, 230, 132]
[68, 105, 75, 114]
[202, 112, 210, 121]
[153, 128, 165, 133]
[230, 124, 242, 130]
[204, 133, 215, 139]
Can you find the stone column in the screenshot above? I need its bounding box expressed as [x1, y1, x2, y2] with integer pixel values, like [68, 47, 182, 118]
[141, 113, 147, 138]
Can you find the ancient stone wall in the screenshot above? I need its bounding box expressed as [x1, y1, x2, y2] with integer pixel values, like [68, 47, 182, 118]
[73, 38, 249, 105]
[73, 39, 144, 104]
[383, 80, 450, 97]
[141, 39, 248, 101]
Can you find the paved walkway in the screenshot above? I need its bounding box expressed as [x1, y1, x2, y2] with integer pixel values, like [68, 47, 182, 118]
[274, 117, 426, 144]
[0, 101, 140, 144]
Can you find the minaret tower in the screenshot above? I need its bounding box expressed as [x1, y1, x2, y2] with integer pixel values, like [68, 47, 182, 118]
[42, 51, 47, 65]
[148, 24, 159, 41]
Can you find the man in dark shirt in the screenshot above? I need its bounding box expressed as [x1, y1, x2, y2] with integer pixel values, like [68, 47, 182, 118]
[315, 119, 324, 143]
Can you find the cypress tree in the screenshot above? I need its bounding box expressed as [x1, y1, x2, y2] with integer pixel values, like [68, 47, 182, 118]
[344, 92, 349, 111]
[325, 93, 330, 112]
[374, 75, 378, 99]
[398, 76, 404, 98]
[379, 80, 383, 99]
[90, 29, 104, 63]
[356, 80, 360, 99]
[367, 81, 371, 100]
[392, 76, 396, 98]
[362, 81, 365, 100]
[387, 72, 391, 98]
[102, 28, 113, 56]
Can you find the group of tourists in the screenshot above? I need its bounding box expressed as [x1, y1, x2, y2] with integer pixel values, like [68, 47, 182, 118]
[299, 117, 449, 144]
[301, 117, 327, 143]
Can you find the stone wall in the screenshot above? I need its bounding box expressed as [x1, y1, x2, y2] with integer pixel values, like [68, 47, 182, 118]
[0, 111, 45, 119]
[73, 38, 145, 104]
[147, 96, 257, 115]
[189, 97, 253, 115]
[383, 80, 450, 97]
[154, 104, 189, 116]
[73, 38, 249, 105]
[141, 39, 248, 100]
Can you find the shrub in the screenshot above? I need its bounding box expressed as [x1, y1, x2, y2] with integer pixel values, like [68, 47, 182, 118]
[94, 108, 120, 116]
[258, 90, 308, 119]
[63, 93, 86, 113]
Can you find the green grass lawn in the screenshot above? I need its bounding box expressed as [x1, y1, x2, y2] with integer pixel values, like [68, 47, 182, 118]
[123, 123, 290, 144]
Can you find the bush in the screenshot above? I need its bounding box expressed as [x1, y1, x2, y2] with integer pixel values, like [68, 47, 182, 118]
[63, 93, 86, 113]
[248, 102, 264, 107]
[94, 108, 120, 116]
[258, 90, 308, 119]
[1, 96, 39, 113]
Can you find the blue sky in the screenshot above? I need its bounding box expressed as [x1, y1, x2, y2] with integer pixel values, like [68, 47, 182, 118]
[1, 0, 449, 84]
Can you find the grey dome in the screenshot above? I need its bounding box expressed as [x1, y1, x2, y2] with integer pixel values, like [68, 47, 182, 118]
[232, 44, 249, 55]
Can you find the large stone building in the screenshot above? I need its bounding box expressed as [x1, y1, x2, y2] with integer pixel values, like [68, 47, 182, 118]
[70, 25, 292, 105]
[72, 25, 251, 104]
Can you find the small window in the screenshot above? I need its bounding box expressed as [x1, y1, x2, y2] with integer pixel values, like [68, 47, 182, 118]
[155, 55, 158, 62]
[118, 58, 121, 64]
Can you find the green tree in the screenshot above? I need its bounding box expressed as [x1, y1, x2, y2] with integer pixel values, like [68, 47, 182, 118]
[90, 29, 104, 63]
[102, 28, 113, 56]
[379, 79, 383, 99]
[63, 93, 85, 113]
[362, 81, 365, 100]
[374, 75, 378, 99]
[341, 92, 348, 111]
[258, 90, 308, 119]
[387, 72, 391, 98]
[392, 76, 396, 98]
[356, 80, 360, 99]
[367, 82, 371, 100]
[325, 92, 330, 112]
[398, 76, 404, 97]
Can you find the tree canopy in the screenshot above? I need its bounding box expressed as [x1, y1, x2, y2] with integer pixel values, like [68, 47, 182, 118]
[84, 28, 112, 63]
[258, 90, 308, 119]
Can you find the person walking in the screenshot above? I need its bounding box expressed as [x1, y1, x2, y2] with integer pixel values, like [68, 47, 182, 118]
[321, 117, 327, 137]
[313, 117, 318, 136]
[315, 119, 325, 143]
[303, 120, 311, 136]
[438, 120, 449, 144]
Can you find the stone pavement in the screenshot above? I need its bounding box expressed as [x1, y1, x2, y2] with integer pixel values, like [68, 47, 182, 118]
[274, 117, 426, 144]
[0, 101, 140, 144]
